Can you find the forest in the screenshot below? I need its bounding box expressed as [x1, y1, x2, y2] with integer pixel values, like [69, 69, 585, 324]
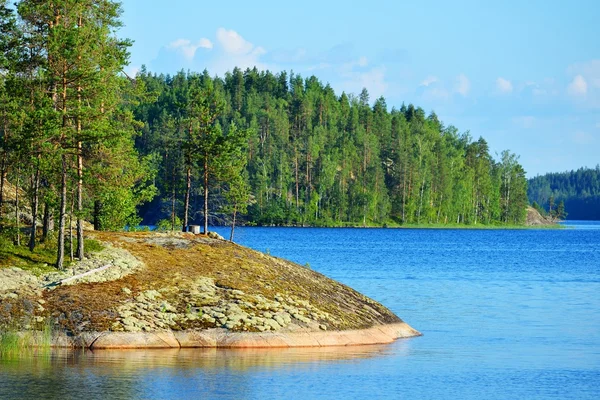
[0, 0, 528, 269]
[528, 166, 600, 220]
[133, 68, 529, 230]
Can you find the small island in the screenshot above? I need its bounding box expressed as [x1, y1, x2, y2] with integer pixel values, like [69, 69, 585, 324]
[0, 231, 420, 350]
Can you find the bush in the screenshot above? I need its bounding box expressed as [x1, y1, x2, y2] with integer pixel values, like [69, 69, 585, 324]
[0, 234, 14, 252]
[156, 216, 182, 232]
[84, 239, 104, 253]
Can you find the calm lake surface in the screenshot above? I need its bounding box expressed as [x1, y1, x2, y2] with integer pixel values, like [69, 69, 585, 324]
[2, 222, 599, 399]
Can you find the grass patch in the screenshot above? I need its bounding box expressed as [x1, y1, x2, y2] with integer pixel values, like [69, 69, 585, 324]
[0, 239, 59, 275]
[0, 331, 22, 356]
[0, 230, 105, 274]
[84, 238, 105, 253]
[0, 323, 53, 358]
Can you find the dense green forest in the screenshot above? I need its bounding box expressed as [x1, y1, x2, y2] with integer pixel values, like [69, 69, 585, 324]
[528, 166, 600, 220]
[133, 68, 529, 229]
[0, 0, 529, 268]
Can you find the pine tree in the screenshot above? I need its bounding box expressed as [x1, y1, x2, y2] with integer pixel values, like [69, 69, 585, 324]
[18, 0, 131, 268]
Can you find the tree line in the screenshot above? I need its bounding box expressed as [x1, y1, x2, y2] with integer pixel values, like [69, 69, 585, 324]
[133, 68, 528, 228]
[0, 0, 529, 270]
[528, 166, 600, 220]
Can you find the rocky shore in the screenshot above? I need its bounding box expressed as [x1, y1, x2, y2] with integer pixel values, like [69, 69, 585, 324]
[525, 206, 559, 226]
[0, 231, 420, 348]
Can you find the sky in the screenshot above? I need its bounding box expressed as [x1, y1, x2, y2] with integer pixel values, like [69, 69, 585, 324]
[118, 0, 599, 177]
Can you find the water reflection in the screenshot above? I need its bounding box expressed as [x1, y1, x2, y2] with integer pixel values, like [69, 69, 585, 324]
[2, 343, 406, 371]
[0, 344, 414, 399]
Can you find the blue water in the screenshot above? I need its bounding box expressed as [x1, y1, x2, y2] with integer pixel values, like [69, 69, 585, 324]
[2, 223, 599, 399]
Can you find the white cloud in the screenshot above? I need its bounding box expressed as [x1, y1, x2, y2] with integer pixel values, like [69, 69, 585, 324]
[157, 30, 389, 101]
[209, 28, 267, 74]
[167, 38, 213, 60]
[496, 77, 513, 94]
[454, 74, 470, 96]
[420, 76, 438, 86]
[340, 66, 388, 101]
[567, 75, 588, 96]
[568, 60, 600, 88]
[216, 28, 256, 55]
[566, 60, 600, 108]
[161, 29, 267, 74]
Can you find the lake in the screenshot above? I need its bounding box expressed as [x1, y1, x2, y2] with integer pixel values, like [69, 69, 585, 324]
[1, 222, 599, 399]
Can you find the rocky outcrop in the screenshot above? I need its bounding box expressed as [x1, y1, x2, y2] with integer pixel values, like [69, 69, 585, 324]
[525, 206, 557, 226]
[83, 322, 419, 349]
[14, 322, 419, 349]
[1, 231, 420, 348]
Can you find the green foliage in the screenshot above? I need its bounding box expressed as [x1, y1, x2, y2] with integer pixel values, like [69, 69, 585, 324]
[1, 0, 156, 268]
[528, 165, 600, 220]
[555, 200, 567, 220]
[1, 1, 531, 237]
[83, 239, 104, 254]
[0, 229, 59, 274]
[156, 216, 182, 232]
[0, 331, 21, 356]
[531, 201, 546, 216]
[133, 69, 529, 227]
[0, 320, 53, 357]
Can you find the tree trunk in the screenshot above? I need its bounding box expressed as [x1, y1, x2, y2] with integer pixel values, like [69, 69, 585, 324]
[70, 192, 74, 262]
[56, 155, 67, 269]
[418, 177, 425, 224]
[76, 41, 84, 259]
[14, 169, 20, 246]
[0, 109, 10, 221]
[0, 169, 4, 221]
[203, 156, 209, 234]
[171, 186, 176, 232]
[183, 165, 191, 232]
[294, 146, 299, 209]
[57, 59, 68, 269]
[170, 159, 176, 232]
[437, 193, 444, 224]
[42, 201, 53, 243]
[229, 205, 237, 242]
[29, 159, 41, 251]
[0, 140, 6, 220]
[401, 159, 407, 223]
[76, 141, 84, 259]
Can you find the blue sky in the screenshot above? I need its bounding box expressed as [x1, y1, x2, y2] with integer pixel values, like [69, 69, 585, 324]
[119, 0, 599, 177]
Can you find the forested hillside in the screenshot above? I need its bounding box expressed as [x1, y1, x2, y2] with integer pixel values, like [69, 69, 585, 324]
[528, 166, 600, 220]
[0, 0, 529, 268]
[133, 68, 528, 228]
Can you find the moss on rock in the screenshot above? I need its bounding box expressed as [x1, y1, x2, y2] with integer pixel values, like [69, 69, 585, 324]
[2, 231, 408, 339]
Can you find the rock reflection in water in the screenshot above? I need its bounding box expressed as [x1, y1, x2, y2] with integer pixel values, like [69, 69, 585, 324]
[84, 344, 400, 370]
